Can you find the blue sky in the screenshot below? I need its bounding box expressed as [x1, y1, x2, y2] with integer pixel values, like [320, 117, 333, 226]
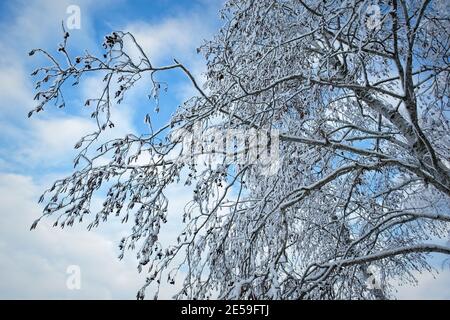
[0, 0, 448, 299]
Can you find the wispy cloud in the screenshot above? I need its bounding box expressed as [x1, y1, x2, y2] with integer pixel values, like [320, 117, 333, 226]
[0, 173, 145, 299]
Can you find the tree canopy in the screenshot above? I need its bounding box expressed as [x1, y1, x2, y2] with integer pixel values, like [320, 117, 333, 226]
[29, 0, 450, 299]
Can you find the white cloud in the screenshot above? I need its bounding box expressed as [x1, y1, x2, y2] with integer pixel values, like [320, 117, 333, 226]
[24, 117, 96, 163]
[0, 173, 146, 299]
[0, 0, 106, 52]
[0, 171, 195, 299]
[125, 11, 215, 65]
[0, 0, 127, 169]
[0, 65, 32, 116]
[0, 0, 124, 122]
[0, 75, 137, 170]
[123, 1, 221, 101]
[395, 268, 450, 299]
[0, 0, 105, 114]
